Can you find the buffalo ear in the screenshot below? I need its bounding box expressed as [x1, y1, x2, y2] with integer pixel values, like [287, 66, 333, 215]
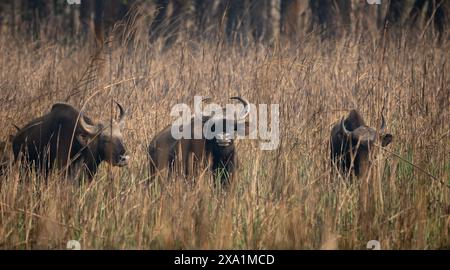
[381, 134, 393, 147]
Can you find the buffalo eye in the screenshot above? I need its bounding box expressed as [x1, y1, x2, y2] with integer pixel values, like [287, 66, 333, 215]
[77, 133, 91, 146]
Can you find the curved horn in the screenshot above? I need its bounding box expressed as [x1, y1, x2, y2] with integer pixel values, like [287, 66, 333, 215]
[341, 117, 352, 137]
[12, 124, 20, 132]
[115, 100, 126, 128]
[79, 114, 98, 135]
[230, 96, 250, 120]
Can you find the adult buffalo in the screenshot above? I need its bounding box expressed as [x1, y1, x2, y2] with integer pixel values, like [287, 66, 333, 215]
[148, 96, 250, 187]
[11, 102, 129, 180]
[330, 109, 393, 179]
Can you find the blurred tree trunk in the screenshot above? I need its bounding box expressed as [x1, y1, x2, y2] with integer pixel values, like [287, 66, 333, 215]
[226, 0, 248, 43]
[214, 0, 228, 30]
[434, 0, 449, 39]
[0, 0, 18, 33]
[195, 0, 207, 35]
[384, 0, 405, 27]
[410, 0, 449, 40]
[149, 0, 169, 43]
[309, 0, 330, 34]
[80, 0, 91, 38]
[354, 0, 381, 35]
[408, 0, 427, 26]
[336, 0, 351, 32]
[22, 0, 50, 38]
[11, 0, 16, 34]
[148, 0, 186, 47]
[0, 2, 4, 28]
[270, 0, 281, 42]
[422, 0, 448, 40]
[195, 0, 220, 39]
[309, 0, 351, 37]
[377, 2, 383, 29]
[165, 0, 184, 46]
[281, 0, 300, 38]
[249, 0, 271, 42]
[280, 0, 310, 40]
[104, 0, 132, 31]
[94, 0, 104, 46]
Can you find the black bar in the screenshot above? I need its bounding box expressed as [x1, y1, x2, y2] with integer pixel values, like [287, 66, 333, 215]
[0, 250, 448, 269]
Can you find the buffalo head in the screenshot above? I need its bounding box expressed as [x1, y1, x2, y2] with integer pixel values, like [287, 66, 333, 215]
[200, 96, 250, 152]
[77, 101, 129, 167]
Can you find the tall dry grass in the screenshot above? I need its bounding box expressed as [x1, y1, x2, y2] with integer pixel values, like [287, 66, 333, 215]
[0, 13, 448, 250]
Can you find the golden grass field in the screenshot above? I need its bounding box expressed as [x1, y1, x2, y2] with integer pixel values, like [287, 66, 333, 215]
[0, 18, 448, 249]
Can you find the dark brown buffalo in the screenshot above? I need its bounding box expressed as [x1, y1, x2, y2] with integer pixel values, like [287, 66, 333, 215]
[11, 102, 129, 180]
[148, 97, 250, 186]
[330, 110, 393, 179]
